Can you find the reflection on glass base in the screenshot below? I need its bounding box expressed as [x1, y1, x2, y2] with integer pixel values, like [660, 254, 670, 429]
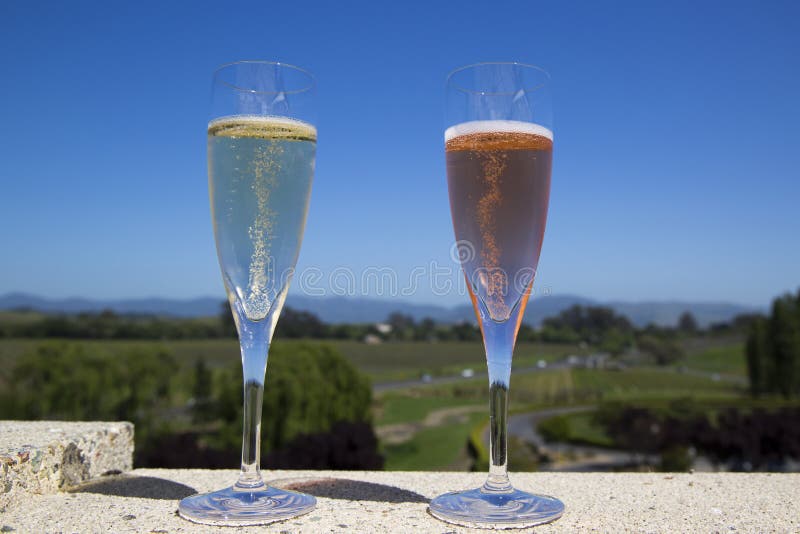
[178, 484, 316, 526]
[429, 486, 564, 529]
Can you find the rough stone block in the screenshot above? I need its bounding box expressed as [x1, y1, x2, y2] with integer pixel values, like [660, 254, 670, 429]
[0, 421, 133, 510]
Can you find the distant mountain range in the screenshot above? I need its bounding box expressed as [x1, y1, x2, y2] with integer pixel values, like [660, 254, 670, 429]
[0, 292, 761, 328]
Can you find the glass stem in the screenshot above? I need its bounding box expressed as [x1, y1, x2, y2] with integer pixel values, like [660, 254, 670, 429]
[482, 318, 515, 493]
[236, 319, 269, 489]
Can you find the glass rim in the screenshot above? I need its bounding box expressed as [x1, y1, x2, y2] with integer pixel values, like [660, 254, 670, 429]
[447, 61, 550, 96]
[213, 60, 316, 95]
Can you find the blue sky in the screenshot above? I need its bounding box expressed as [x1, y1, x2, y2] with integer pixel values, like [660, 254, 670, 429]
[1, 0, 798, 307]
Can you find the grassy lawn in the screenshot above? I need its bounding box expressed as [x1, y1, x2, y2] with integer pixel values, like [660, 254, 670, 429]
[383, 412, 485, 470]
[317, 340, 575, 382]
[682, 342, 746, 376]
[572, 367, 742, 400]
[538, 411, 614, 447]
[375, 393, 483, 426]
[375, 365, 742, 425]
[565, 412, 613, 446]
[511, 368, 575, 404]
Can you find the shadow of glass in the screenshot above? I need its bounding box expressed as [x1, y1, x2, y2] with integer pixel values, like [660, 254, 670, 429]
[69, 475, 196, 500]
[273, 477, 428, 504]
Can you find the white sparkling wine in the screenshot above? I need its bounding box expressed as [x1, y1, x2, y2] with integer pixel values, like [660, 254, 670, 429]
[208, 115, 316, 322]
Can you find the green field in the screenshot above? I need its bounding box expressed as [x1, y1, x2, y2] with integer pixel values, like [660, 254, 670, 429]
[571, 367, 742, 400]
[0, 338, 577, 383]
[383, 412, 485, 470]
[0, 335, 747, 382]
[682, 341, 746, 376]
[538, 411, 614, 448]
[317, 340, 575, 382]
[0, 336, 754, 471]
[375, 394, 483, 426]
[376, 366, 741, 412]
[374, 363, 744, 470]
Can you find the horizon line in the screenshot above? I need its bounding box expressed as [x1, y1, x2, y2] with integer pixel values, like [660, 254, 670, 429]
[0, 290, 770, 310]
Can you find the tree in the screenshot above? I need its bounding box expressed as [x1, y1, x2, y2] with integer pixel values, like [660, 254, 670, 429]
[516, 323, 537, 343]
[598, 327, 630, 355]
[192, 358, 214, 423]
[745, 292, 800, 398]
[542, 305, 634, 353]
[274, 307, 327, 338]
[219, 300, 237, 337]
[0, 341, 178, 466]
[769, 297, 800, 398]
[731, 313, 761, 333]
[637, 334, 684, 366]
[208, 342, 375, 460]
[745, 318, 769, 396]
[414, 318, 437, 341]
[597, 403, 800, 471]
[386, 312, 415, 340]
[387, 312, 414, 329]
[451, 321, 480, 341]
[677, 312, 698, 334]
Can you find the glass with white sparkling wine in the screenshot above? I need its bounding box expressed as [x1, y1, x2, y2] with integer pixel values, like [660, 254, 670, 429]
[429, 63, 564, 528]
[178, 61, 317, 526]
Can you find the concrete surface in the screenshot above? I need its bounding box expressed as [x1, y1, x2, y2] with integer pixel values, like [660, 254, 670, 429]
[0, 421, 133, 510]
[1, 469, 798, 532]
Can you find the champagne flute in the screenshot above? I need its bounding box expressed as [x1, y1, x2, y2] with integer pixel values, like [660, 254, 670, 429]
[429, 62, 564, 528]
[178, 61, 317, 526]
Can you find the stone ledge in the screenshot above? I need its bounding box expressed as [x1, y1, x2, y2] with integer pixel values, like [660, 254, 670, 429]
[0, 421, 133, 510]
[1, 469, 798, 532]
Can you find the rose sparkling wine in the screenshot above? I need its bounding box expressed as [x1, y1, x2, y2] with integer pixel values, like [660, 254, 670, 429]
[429, 62, 564, 529]
[446, 120, 552, 323]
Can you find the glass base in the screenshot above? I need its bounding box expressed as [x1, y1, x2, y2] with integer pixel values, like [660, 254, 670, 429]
[178, 484, 316, 526]
[429, 486, 564, 529]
